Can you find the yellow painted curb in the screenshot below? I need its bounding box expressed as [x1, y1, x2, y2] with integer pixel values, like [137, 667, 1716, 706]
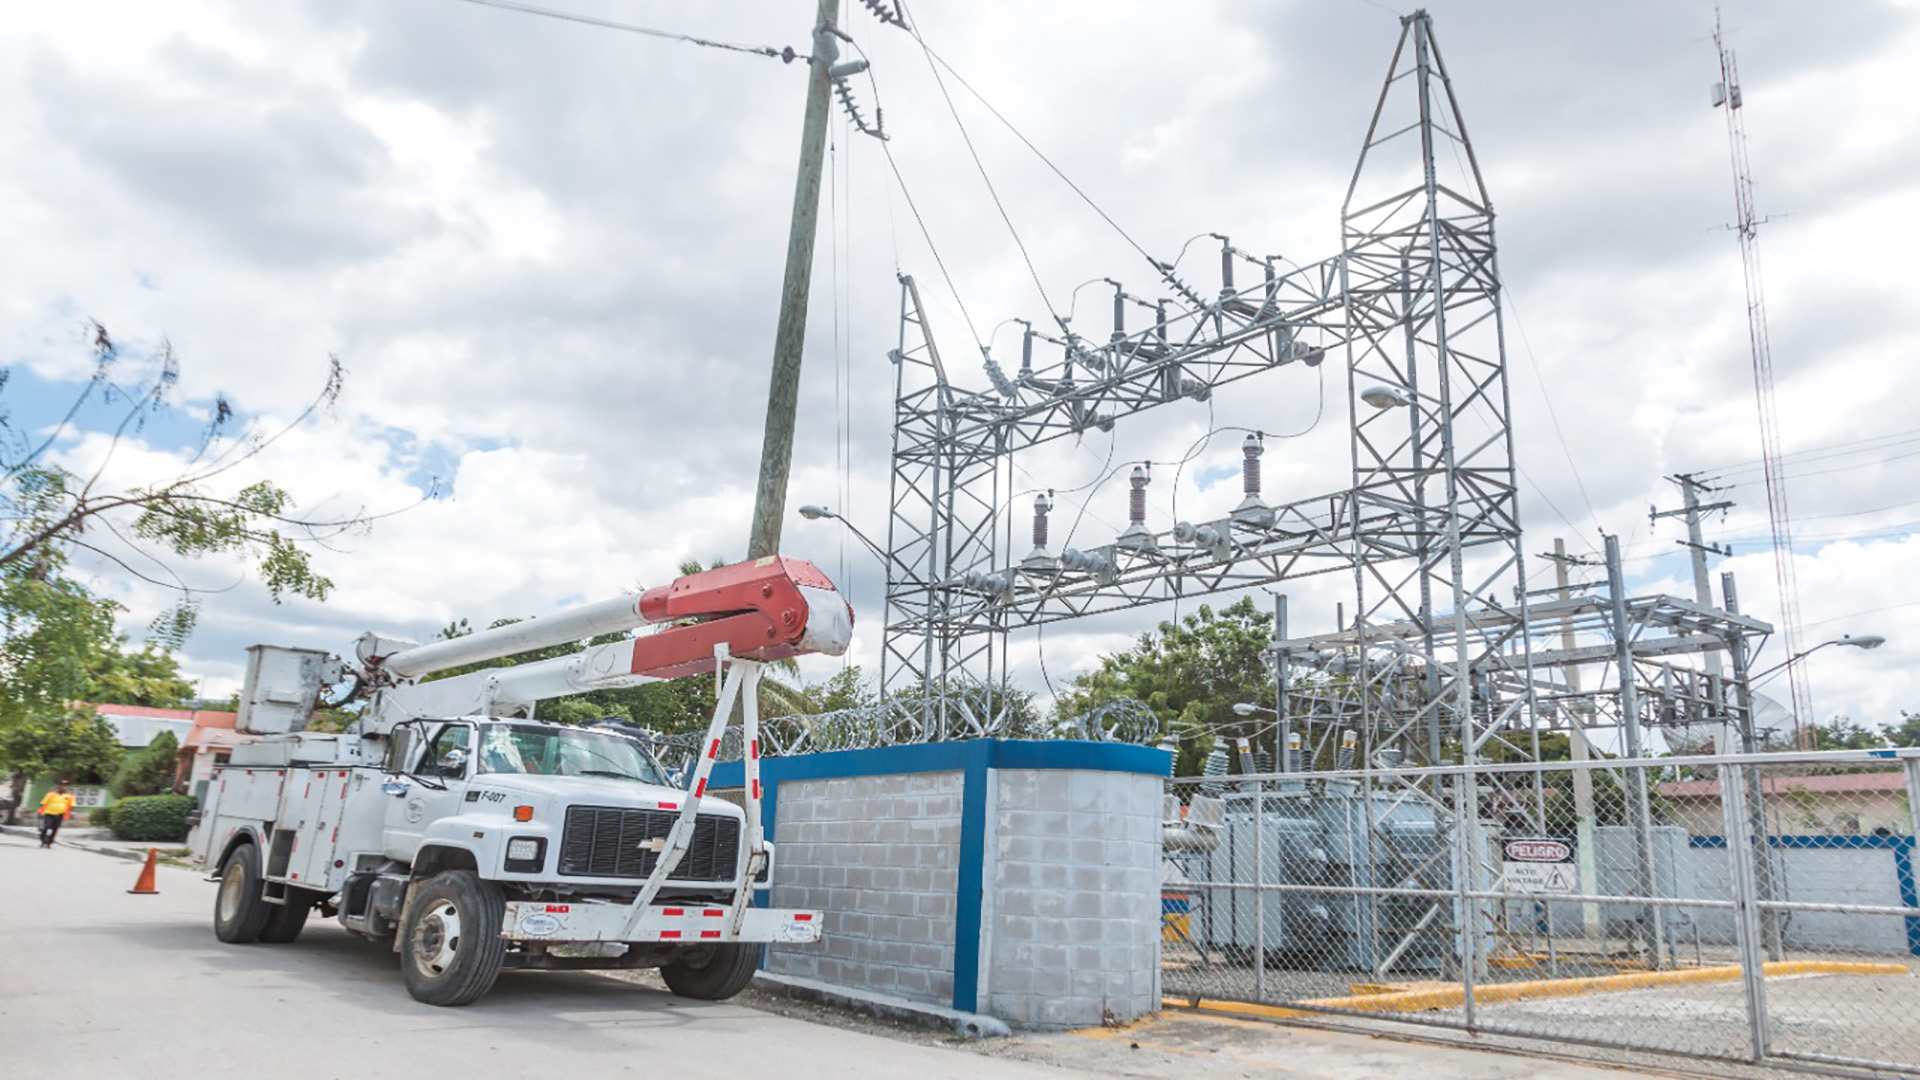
[1165, 960, 1911, 1019]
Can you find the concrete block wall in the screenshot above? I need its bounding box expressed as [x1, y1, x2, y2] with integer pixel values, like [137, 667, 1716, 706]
[762, 772, 963, 1005]
[711, 739, 1171, 1030]
[981, 769, 1162, 1028]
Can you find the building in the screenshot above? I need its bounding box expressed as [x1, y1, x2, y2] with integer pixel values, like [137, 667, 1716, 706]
[21, 703, 251, 813]
[1657, 771, 1913, 837]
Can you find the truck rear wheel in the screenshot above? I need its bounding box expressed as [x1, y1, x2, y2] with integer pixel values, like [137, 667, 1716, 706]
[259, 888, 318, 944]
[401, 870, 506, 1006]
[661, 943, 759, 1001]
[214, 843, 271, 944]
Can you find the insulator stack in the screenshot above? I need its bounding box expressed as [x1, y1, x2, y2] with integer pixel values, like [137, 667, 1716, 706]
[1242, 433, 1264, 498]
[1128, 464, 1149, 526]
[1233, 737, 1254, 774]
[1337, 730, 1358, 770]
[1032, 492, 1051, 549]
[1285, 731, 1302, 772]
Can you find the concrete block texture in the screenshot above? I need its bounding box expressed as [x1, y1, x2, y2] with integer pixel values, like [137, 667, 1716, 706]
[766, 770, 964, 1008]
[984, 770, 1162, 1030]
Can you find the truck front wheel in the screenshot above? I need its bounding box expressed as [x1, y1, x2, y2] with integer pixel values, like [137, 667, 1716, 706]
[401, 870, 507, 1006]
[661, 943, 760, 1001]
[213, 843, 271, 944]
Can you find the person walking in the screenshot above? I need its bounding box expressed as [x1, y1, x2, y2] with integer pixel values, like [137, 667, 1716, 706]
[37, 780, 76, 848]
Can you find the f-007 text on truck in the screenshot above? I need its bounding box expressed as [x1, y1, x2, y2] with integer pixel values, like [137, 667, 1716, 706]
[189, 558, 852, 1006]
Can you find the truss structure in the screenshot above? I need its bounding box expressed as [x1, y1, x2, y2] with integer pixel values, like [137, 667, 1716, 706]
[880, 12, 1539, 768]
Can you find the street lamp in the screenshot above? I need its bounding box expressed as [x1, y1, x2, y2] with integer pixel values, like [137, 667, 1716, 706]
[1358, 383, 1416, 410]
[1750, 633, 1886, 687]
[1230, 702, 1275, 717]
[796, 505, 898, 571]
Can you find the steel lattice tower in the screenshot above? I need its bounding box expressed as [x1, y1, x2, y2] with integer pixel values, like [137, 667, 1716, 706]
[879, 11, 1535, 767]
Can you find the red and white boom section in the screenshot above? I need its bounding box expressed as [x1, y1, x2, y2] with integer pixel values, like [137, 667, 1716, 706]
[354, 557, 853, 730]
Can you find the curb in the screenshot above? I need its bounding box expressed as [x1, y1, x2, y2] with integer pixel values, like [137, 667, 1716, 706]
[0, 823, 153, 863]
[1165, 958, 1916, 1019]
[751, 970, 1012, 1039]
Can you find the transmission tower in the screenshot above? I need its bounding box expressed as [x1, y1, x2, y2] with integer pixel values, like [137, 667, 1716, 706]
[878, 11, 1535, 768]
[1713, 14, 1811, 745]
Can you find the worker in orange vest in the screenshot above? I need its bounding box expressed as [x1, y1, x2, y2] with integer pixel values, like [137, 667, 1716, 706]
[37, 779, 76, 848]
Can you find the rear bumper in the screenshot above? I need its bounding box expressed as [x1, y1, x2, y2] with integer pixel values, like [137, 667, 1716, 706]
[502, 899, 821, 945]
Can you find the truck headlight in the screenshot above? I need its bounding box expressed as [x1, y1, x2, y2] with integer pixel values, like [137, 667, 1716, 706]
[504, 837, 546, 873]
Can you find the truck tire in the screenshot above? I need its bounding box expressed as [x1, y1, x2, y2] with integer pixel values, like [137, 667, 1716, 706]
[213, 843, 272, 945]
[661, 943, 760, 1001]
[259, 889, 317, 944]
[401, 870, 507, 1006]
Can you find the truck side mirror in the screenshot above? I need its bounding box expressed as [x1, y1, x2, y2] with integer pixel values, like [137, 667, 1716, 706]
[385, 727, 415, 774]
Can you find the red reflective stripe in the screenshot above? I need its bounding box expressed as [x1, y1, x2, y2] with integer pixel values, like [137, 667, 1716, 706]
[700, 930, 722, 939]
[703, 909, 724, 917]
[660, 930, 682, 939]
[793, 913, 814, 922]
[752, 779, 761, 799]
[662, 908, 684, 916]
[708, 739, 720, 759]
[750, 739, 759, 760]
[694, 778, 707, 797]
[658, 802, 677, 811]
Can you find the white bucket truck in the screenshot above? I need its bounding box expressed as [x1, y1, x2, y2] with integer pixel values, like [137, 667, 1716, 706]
[190, 558, 850, 1006]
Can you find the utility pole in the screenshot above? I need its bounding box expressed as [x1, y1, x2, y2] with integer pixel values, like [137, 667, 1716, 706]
[1543, 538, 1601, 938]
[746, 0, 841, 561]
[1649, 473, 1734, 677]
[1605, 533, 1665, 968]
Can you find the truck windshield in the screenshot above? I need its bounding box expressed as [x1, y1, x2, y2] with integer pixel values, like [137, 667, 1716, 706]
[476, 724, 670, 786]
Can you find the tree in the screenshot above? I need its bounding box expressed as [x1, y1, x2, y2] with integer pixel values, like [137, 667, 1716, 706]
[1807, 717, 1889, 751]
[82, 643, 195, 708]
[0, 706, 123, 823]
[0, 322, 423, 644]
[1053, 597, 1274, 774]
[1884, 711, 1920, 748]
[111, 729, 180, 798]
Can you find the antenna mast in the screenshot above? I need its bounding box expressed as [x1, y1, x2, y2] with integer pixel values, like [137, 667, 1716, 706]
[1713, 12, 1811, 746]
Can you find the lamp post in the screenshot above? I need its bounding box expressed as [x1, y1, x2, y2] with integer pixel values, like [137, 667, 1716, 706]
[1750, 634, 1885, 688]
[795, 505, 899, 572]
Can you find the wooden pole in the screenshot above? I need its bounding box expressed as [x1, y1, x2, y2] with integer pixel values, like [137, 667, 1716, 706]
[747, 0, 839, 560]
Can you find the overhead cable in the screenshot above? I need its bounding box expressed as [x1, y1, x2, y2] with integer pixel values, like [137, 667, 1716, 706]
[443, 0, 797, 60]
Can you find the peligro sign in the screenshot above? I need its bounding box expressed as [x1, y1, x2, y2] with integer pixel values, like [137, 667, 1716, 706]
[1503, 838, 1573, 863]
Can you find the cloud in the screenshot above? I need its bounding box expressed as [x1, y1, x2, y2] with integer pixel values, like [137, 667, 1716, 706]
[2, 0, 1915, 735]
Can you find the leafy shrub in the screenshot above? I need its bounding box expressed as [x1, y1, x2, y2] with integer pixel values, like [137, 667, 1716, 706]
[88, 805, 114, 828]
[111, 731, 180, 798]
[110, 794, 195, 842]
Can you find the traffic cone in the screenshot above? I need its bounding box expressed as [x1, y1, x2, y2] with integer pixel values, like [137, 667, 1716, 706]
[127, 847, 159, 895]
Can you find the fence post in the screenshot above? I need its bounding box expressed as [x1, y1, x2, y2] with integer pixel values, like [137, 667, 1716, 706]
[1455, 771, 1480, 1028]
[1254, 776, 1267, 1001]
[1904, 757, 1920, 842]
[1719, 758, 1771, 1062]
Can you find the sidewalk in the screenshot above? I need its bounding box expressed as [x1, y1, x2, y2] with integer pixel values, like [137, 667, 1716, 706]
[0, 822, 188, 862]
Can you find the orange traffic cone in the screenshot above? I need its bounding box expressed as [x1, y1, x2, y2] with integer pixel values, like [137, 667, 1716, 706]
[127, 847, 159, 895]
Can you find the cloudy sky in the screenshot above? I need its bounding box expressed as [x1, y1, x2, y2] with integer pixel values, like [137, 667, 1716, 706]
[3, 0, 1916, 739]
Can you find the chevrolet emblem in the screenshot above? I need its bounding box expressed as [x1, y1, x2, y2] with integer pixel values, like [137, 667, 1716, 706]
[638, 837, 668, 854]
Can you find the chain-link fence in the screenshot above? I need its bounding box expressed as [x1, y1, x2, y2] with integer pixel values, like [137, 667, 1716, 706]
[1162, 748, 1920, 1078]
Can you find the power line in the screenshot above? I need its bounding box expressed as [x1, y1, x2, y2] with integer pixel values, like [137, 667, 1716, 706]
[906, 24, 1061, 330]
[1701, 425, 1920, 480]
[880, 142, 985, 351]
[442, 0, 795, 59]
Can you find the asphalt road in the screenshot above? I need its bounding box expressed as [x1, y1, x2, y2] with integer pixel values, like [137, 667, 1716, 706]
[1, 832, 1683, 1080]
[0, 832, 1079, 1080]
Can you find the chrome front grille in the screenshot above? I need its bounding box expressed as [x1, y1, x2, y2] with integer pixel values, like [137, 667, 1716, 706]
[557, 805, 741, 882]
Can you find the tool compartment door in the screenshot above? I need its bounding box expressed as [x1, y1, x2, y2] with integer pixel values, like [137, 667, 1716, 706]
[292, 767, 356, 892]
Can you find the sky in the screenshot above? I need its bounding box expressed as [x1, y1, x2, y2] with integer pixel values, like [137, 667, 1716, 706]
[2, 0, 1916, 739]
